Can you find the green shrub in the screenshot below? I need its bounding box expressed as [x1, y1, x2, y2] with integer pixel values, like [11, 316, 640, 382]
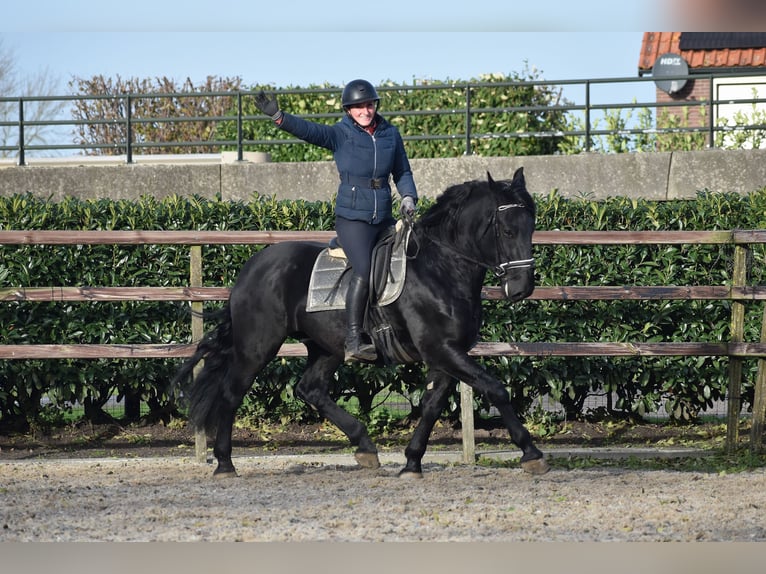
[215, 69, 569, 161]
[1, 188, 764, 430]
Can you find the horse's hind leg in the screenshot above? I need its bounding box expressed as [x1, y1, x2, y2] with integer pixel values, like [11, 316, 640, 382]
[295, 345, 380, 468]
[212, 345, 280, 477]
[399, 370, 455, 478]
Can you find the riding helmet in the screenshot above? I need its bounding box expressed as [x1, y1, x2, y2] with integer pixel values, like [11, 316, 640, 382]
[341, 79, 380, 108]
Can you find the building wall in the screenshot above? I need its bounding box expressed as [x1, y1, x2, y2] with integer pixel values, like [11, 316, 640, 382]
[655, 78, 712, 133]
[655, 74, 766, 148]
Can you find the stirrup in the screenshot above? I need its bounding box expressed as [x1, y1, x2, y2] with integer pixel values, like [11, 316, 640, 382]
[344, 341, 378, 362]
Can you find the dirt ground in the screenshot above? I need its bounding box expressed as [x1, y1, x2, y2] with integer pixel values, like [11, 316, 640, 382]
[2, 418, 765, 542]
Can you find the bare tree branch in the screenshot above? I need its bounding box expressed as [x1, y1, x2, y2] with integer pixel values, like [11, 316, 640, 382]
[0, 39, 67, 158]
[69, 75, 243, 155]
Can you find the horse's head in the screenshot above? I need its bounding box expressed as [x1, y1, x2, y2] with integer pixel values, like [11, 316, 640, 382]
[417, 167, 536, 302]
[481, 168, 536, 302]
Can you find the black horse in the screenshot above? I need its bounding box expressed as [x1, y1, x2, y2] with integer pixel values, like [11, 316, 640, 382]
[175, 167, 549, 478]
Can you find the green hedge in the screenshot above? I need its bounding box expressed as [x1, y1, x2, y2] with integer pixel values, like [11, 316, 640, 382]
[1, 189, 764, 431]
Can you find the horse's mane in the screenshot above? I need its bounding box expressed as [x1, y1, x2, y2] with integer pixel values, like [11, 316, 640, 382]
[417, 179, 480, 232]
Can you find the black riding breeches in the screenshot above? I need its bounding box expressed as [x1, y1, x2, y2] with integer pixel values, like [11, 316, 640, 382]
[334, 215, 392, 281]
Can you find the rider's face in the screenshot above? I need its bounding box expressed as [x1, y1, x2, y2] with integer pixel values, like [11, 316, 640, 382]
[346, 101, 377, 127]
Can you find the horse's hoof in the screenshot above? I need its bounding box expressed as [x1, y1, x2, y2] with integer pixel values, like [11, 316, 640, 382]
[397, 469, 424, 480]
[213, 466, 238, 478]
[354, 451, 381, 469]
[521, 458, 550, 475]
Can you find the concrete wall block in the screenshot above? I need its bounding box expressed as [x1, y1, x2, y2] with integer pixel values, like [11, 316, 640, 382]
[667, 149, 766, 199]
[221, 161, 338, 202]
[2, 150, 765, 203]
[0, 164, 222, 201]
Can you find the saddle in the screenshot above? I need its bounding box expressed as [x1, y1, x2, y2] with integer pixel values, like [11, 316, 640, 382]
[306, 221, 410, 313]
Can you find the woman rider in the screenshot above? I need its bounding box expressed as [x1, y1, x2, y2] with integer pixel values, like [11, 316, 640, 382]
[254, 79, 418, 362]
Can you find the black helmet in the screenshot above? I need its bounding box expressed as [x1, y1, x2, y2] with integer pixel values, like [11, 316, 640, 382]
[341, 79, 379, 108]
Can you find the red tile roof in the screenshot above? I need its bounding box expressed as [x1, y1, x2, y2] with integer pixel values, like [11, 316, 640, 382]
[639, 32, 766, 74]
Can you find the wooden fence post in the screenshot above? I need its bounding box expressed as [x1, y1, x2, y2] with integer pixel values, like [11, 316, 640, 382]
[726, 245, 748, 454]
[190, 246, 207, 463]
[749, 304, 766, 453]
[460, 382, 475, 463]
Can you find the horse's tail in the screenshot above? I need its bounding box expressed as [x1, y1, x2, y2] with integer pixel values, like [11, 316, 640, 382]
[172, 304, 234, 436]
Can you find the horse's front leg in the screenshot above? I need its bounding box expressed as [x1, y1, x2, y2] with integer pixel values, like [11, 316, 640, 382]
[440, 351, 549, 475]
[479, 372, 549, 474]
[492, 396, 550, 475]
[400, 370, 455, 478]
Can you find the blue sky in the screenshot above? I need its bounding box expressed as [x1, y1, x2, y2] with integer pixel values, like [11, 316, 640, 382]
[3, 32, 653, 105]
[5, 1, 659, 33]
[3, 1, 667, 107]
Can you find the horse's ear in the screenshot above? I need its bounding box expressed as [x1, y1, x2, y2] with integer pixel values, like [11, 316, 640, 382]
[512, 167, 525, 185]
[487, 171, 495, 185]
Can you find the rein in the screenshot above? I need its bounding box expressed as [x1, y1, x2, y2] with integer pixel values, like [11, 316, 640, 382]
[409, 202, 535, 277]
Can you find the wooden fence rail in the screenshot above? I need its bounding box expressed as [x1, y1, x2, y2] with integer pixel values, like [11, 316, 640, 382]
[1, 229, 766, 456]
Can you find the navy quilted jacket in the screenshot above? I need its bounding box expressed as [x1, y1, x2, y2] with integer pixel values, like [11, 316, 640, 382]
[277, 112, 417, 224]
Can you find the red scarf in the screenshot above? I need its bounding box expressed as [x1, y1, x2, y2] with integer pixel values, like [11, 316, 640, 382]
[363, 120, 377, 135]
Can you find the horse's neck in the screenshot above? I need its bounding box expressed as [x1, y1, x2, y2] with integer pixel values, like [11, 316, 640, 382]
[415, 241, 487, 299]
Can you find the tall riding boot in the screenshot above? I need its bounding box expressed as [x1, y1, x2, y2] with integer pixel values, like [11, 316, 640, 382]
[344, 274, 378, 362]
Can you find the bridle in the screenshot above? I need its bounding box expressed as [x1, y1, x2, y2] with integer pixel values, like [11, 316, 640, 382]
[493, 202, 535, 276]
[409, 202, 535, 277]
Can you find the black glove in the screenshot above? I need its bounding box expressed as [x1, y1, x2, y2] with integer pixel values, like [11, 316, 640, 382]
[400, 196, 416, 223]
[254, 91, 282, 121]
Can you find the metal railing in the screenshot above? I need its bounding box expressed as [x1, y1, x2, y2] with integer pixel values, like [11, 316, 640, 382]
[1, 72, 766, 164]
